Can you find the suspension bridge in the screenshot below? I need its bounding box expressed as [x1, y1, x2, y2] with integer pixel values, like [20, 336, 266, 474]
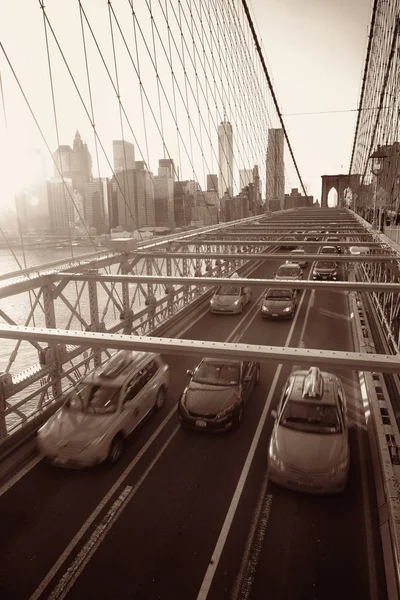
[0, 1, 399, 599]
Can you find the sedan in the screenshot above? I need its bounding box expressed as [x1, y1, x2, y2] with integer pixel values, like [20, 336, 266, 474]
[261, 288, 298, 319]
[178, 358, 260, 431]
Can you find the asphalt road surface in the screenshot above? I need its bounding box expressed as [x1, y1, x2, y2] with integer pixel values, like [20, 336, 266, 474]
[0, 251, 387, 600]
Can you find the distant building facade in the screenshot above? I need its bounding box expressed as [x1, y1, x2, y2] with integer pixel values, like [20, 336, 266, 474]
[218, 121, 233, 198]
[113, 140, 135, 173]
[47, 178, 74, 233]
[284, 188, 313, 209]
[266, 128, 284, 210]
[116, 162, 155, 230]
[154, 158, 175, 227]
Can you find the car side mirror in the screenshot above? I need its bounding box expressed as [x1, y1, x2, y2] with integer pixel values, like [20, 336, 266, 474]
[186, 369, 193, 376]
[271, 409, 278, 419]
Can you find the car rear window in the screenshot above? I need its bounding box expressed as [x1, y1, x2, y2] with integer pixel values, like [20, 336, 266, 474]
[277, 266, 299, 277]
[193, 362, 239, 385]
[280, 400, 342, 434]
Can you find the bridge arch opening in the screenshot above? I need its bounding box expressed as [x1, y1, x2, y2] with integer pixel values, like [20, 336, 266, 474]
[327, 187, 338, 207]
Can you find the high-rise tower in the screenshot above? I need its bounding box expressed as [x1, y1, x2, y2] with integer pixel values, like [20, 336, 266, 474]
[218, 120, 233, 198]
[265, 128, 284, 210]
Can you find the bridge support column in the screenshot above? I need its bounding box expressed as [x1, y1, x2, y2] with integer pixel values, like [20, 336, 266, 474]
[88, 276, 102, 368]
[146, 258, 155, 330]
[166, 257, 174, 317]
[42, 283, 62, 400]
[121, 259, 132, 335]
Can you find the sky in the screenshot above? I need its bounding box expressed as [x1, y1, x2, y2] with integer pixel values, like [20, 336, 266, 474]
[249, 0, 372, 201]
[0, 0, 372, 207]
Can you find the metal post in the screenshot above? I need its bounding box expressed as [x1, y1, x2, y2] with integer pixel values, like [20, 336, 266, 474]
[373, 176, 378, 230]
[42, 283, 62, 400]
[121, 259, 131, 335]
[88, 276, 101, 367]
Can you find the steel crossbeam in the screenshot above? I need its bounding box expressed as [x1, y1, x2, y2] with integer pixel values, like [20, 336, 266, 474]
[0, 325, 398, 373]
[132, 251, 397, 262]
[56, 273, 400, 292]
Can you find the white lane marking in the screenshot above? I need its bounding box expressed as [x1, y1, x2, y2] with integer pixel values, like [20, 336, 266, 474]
[47, 426, 180, 600]
[196, 281, 310, 600]
[319, 308, 350, 322]
[231, 463, 272, 600]
[29, 406, 178, 600]
[298, 289, 314, 348]
[0, 454, 41, 499]
[355, 371, 378, 600]
[31, 258, 277, 599]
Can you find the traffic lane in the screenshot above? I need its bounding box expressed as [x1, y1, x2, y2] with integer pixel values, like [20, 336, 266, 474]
[243, 282, 386, 599]
[44, 288, 311, 599]
[0, 256, 291, 600]
[200, 291, 315, 600]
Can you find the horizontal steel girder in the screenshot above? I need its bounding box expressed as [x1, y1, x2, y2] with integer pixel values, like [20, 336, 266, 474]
[55, 273, 400, 292]
[133, 251, 398, 262]
[0, 325, 398, 373]
[175, 240, 381, 246]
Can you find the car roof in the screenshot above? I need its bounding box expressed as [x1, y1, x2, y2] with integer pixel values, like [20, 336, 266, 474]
[287, 367, 338, 406]
[321, 245, 336, 251]
[87, 350, 156, 384]
[200, 357, 241, 366]
[290, 248, 304, 253]
[279, 262, 300, 268]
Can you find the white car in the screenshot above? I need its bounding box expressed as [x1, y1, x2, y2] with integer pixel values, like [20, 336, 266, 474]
[268, 366, 350, 494]
[290, 249, 307, 269]
[37, 351, 169, 467]
[274, 262, 303, 283]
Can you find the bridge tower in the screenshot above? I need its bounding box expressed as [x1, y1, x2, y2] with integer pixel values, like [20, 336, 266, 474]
[321, 174, 360, 208]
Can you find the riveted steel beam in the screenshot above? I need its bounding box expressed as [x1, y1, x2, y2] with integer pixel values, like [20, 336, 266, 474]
[0, 325, 398, 373]
[55, 273, 400, 292]
[132, 251, 398, 262]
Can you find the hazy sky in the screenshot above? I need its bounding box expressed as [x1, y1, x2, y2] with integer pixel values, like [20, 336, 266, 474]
[249, 0, 372, 201]
[0, 0, 372, 205]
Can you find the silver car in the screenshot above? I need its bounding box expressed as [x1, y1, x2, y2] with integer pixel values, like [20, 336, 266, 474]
[274, 262, 303, 283]
[261, 288, 298, 319]
[37, 350, 169, 467]
[268, 366, 350, 494]
[210, 284, 252, 314]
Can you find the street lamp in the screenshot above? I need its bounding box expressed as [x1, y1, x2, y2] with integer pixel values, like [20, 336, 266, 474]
[370, 145, 387, 230]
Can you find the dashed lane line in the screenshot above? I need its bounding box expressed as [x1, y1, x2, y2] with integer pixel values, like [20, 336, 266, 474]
[196, 282, 311, 600]
[47, 426, 180, 600]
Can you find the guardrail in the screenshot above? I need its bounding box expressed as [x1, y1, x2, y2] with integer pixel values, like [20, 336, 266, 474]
[348, 265, 400, 600]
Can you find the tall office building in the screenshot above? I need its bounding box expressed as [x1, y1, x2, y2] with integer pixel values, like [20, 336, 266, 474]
[84, 178, 109, 233]
[218, 121, 233, 198]
[154, 158, 175, 227]
[116, 162, 155, 230]
[207, 174, 218, 193]
[16, 148, 50, 231]
[47, 178, 74, 233]
[265, 128, 284, 210]
[53, 131, 92, 197]
[113, 140, 135, 173]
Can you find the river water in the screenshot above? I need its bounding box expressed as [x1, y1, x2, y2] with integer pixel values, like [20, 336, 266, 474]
[0, 244, 212, 376]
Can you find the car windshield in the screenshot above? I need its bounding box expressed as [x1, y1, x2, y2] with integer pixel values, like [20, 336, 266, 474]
[280, 400, 342, 434]
[277, 266, 299, 277]
[64, 381, 119, 414]
[266, 289, 292, 300]
[291, 250, 303, 255]
[320, 247, 335, 253]
[316, 261, 336, 269]
[328, 237, 340, 242]
[192, 362, 240, 385]
[216, 285, 240, 296]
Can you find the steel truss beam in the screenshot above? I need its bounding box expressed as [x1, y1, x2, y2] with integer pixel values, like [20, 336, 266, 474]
[56, 273, 400, 293]
[173, 240, 382, 247]
[0, 325, 398, 373]
[133, 251, 398, 262]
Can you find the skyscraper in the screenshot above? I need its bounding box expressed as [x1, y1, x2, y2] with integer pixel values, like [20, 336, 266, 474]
[47, 178, 74, 233]
[218, 121, 233, 198]
[84, 178, 109, 233]
[154, 158, 175, 227]
[113, 140, 135, 173]
[53, 131, 92, 196]
[116, 162, 155, 230]
[266, 128, 284, 210]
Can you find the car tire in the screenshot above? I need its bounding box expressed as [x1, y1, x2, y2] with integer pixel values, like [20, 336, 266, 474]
[255, 365, 260, 385]
[108, 434, 124, 464]
[155, 386, 166, 410]
[239, 302, 244, 314]
[233, 404, 244, 429]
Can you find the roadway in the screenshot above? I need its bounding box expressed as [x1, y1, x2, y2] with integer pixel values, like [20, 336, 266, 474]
[0, 250, 388, 600]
